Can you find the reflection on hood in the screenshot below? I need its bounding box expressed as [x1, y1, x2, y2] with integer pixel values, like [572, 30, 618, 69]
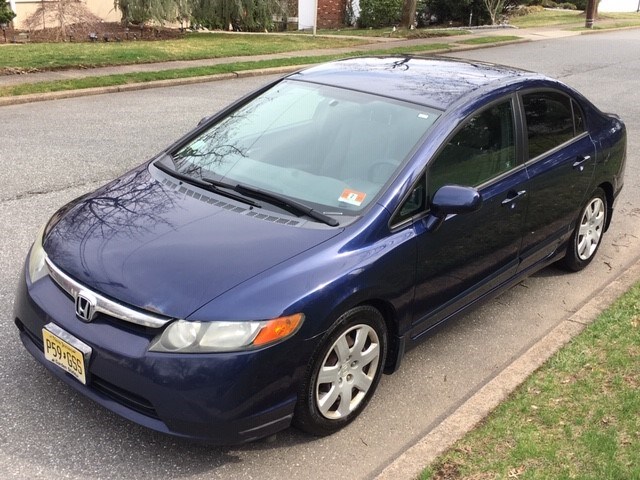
[44, 165, 341, 319]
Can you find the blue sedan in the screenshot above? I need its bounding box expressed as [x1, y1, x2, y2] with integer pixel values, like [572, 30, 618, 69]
[14, 56, 626, 443]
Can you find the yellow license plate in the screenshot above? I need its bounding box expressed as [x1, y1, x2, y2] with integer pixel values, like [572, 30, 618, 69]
[43, 323, 91, 385]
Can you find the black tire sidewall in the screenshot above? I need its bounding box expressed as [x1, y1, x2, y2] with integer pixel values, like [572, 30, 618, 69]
[293, 306, 387, 436]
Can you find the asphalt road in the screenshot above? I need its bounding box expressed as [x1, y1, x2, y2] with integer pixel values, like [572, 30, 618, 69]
[1, 29, 639, 480]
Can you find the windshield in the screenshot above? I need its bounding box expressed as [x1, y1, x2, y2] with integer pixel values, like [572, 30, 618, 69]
[172, 80, 440, 215]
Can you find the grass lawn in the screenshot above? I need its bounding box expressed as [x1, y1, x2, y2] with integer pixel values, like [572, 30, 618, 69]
[421, 281, 640, 479]
[314, 27, 471, 38]
[457, 35, 521, 45]
[0, 42, 452, 98]
[0, 33, 368, 72]
[510, 9, 640, 29]
[576, 13, 640, 30]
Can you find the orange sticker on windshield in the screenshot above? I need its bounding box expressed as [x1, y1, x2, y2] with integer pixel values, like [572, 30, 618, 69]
[339, 189, 366, 207]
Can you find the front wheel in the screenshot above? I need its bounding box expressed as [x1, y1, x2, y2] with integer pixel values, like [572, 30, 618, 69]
[561, 188, 607, 272]
[293, 306, 387, 436]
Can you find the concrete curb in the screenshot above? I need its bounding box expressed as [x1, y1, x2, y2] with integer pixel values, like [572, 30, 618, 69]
[0, 65, 307, 107]
[375, 255, 640, 480]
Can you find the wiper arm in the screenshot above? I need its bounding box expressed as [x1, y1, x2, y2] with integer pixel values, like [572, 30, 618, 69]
[153, 157, 260, 208]
[154, 156, 338, 226]
[233, 183, 340, 227]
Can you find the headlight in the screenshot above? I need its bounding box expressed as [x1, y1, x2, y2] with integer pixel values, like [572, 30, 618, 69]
[148, 313, 304, 353]
[28, 224, 48, 284]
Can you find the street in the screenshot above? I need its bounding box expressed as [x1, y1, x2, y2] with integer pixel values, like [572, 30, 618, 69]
[0, 29, 639, 480]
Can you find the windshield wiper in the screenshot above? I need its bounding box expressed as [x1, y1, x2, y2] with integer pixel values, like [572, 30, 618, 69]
[153, 157, 260, 208]
[233, 183, 340, 227]
[155, 156, 338, 226]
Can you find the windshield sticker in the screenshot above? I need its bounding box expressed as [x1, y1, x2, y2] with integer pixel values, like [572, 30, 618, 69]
[418, 113, 430, 119]
[339, 189, 366, 207]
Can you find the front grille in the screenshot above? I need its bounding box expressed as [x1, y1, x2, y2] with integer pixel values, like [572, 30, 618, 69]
[45, 257, 171, 329]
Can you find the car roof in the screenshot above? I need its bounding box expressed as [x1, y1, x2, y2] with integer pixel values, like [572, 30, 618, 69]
[291, 56, 537, 111]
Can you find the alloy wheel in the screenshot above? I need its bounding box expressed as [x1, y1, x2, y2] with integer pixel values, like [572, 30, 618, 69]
[314, 324, 381, 420]
[576, 197, 605, 261]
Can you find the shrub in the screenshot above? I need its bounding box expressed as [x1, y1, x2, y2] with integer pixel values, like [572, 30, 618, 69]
[529, 0, 582, 8]
[564, 0, 586, 9]
[0, 1, 16, 25]
[190, 0, 285, 31]
[509, 4, 544, 17]
[419, 0, 489, 27]
[358, 0, 402, 28]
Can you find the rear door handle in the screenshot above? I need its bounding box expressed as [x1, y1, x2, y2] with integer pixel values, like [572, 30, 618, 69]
[573, 155, 591, 171]
[502, 190, 527, 207]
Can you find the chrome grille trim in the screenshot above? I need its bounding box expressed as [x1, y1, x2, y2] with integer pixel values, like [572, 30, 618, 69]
[45, 256, 172, 328]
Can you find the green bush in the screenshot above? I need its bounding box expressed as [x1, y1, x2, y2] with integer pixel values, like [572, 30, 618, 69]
[190, 0, 284, 31]
[528, 0, 585, 9]
[564, 0, 587, 9]
[358, 0, 403, 28]
[0, 0, 16, 25]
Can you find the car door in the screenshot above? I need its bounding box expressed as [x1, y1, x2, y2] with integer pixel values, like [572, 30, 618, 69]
[517, 90, 596, 272]
[401, 97, 528, 337]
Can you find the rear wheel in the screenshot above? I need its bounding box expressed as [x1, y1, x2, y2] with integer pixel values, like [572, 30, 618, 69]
[293, 306, 387, 436]
[561, 188, 607, 272]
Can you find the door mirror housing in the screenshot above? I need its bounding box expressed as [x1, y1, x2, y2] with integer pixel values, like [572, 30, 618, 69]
[425, 185, 482, 232]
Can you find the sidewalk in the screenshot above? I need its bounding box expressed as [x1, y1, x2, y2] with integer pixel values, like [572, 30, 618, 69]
[0, 25, 584, 94]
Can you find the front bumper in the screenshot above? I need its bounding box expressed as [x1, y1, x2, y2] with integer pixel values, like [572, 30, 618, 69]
[13, 264, 309, 444]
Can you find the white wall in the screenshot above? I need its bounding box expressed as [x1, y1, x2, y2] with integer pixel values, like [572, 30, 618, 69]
[298, 0, 315, 30]
[599, 0, 639, 12]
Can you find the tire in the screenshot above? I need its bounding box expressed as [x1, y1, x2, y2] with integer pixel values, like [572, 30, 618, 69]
[293, 306, 387, 436]
[561, 188, 607, 272]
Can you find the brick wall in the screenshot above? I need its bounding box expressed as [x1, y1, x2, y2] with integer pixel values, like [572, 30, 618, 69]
[318, 0, 346, 28]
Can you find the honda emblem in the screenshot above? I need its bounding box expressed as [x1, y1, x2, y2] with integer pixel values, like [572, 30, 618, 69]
[75, 292, 96, 322]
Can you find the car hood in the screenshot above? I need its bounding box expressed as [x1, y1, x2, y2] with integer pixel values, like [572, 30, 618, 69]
[43, 165, 342, 319]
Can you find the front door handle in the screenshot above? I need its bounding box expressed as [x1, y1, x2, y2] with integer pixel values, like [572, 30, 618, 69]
[502, 190, 527, 207]
[573, 155, 591, 171]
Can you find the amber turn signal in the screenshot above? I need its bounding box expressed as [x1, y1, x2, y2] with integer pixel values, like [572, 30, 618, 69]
[253, 313, 305, 346]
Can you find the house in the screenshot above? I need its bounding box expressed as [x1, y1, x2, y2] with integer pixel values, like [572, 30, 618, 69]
[8, 0, 351, 32]
[297, 0, 349, 29]
[9, 0, 121, 30]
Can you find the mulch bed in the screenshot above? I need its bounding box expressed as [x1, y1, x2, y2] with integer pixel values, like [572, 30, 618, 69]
[2, 22, 186, 44]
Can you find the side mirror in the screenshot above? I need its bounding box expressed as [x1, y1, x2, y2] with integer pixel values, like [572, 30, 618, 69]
[198, 116, 211, 127]
[425, 185, 482, 232]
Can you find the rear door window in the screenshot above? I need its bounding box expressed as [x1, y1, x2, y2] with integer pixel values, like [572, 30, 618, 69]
[522, 91, 582, 160]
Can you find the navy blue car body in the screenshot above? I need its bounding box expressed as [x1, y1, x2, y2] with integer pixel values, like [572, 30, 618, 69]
[14, 57, 626, 443]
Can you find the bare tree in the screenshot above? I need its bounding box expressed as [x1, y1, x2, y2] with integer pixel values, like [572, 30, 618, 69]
[23, 0, 102, 40]
[483, 0, 506, 25]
